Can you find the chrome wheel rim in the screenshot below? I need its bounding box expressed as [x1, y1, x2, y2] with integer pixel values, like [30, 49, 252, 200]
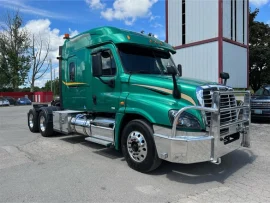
[127, 131, 147, 163]
[40, 115, 46, 132]
[29, 114, 34, 128]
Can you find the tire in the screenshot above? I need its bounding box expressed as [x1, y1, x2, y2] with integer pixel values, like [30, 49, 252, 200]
[121, 119, 162, 173]
[38, 110, 54, 137]
[28, 109, 39, 133]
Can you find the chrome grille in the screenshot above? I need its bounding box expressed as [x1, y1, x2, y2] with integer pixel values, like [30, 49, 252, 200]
[251, 102, 270, 108]
[203, 88, 237, 126]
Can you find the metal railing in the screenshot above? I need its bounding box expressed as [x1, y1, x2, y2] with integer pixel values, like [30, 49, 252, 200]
[171, 91, 251, 139]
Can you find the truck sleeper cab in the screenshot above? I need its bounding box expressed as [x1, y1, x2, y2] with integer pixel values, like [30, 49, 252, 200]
[27, 27, 251, 173]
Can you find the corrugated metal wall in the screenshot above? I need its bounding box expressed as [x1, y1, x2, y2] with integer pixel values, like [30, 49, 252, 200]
[168, 0, 182, 46]
[244, 0, 248, 45]
[223, 42, 247, 88]
[236, 0, 244, 43]
[186, 0, 218, 43]
[172, 42, 219, 82]
[223, 0, 231, 39]
[168, 0, 218, 46]
[167, 0, 248, 88]
[223, 0, 247, 44]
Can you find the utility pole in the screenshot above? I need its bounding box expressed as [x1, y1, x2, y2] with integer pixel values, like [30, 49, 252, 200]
[54, 67, 56, 94]
[50, 59, 52, 92]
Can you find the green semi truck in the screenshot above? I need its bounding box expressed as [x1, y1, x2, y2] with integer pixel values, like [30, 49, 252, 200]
[27, 26, 251, 172]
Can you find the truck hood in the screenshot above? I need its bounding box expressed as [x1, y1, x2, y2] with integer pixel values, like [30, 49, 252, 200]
[127, 74, 217, 90]
[121, 74, 220, 128]
[124, 74, 218, 105]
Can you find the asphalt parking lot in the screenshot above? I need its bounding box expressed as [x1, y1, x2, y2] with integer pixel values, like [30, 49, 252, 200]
[0, 105, 270, 202]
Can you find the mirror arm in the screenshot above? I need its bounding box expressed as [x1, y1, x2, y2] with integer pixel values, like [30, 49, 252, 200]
[172, 74, 181, 99]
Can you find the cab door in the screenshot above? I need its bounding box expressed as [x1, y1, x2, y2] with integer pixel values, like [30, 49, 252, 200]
[91, 44, 120, 113]
[63, 54, 90, 111]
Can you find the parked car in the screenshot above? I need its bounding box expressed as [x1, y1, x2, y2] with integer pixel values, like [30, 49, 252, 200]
[3, 96, 17, 105]
[16, 97, 32, 105]
[251, 85, 270, 120]
[0, 97, 10, 106]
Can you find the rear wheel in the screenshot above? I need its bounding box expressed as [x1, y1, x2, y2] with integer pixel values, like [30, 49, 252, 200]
[38, 110, 54, 137]
[28, 109, 39, 133]
[121, 119, 161, 173]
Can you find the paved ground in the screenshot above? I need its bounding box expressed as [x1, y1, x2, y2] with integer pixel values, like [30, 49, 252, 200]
[0, 105, 270, 202]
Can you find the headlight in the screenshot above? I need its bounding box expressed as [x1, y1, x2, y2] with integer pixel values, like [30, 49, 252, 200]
[196, 86, 204, 106]
[169, 110, 201, 130]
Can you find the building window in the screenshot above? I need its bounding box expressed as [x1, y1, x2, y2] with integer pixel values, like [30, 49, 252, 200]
[101, 51, 116, 76]
[69, 62, 75, 82]
[182, 0, 186, 45]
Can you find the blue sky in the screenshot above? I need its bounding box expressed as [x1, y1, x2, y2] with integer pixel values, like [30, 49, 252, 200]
[0, 0, 166, 39]
[0, 0, 269, 87]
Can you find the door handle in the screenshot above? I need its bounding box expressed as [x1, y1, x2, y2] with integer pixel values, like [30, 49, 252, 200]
[92, 95, 97, 105]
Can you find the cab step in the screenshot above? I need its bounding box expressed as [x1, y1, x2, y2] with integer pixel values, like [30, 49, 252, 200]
[85, 137, 112, 147]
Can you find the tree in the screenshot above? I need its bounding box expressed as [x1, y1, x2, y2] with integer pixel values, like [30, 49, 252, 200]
[44, 78, 59, 96]
[28, 34, 50, 92]
[0, 11, 31, 91]
[249, 9, 270, 92]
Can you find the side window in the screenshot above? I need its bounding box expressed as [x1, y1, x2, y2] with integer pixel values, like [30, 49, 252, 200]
[69, 62, 75, 81]
[101, 51, 116, 76]
[263, 89, 270, 96]
[255, 88, 263, 96]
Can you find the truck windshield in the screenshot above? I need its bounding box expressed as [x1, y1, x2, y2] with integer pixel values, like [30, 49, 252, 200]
[118, 44, 176, 74]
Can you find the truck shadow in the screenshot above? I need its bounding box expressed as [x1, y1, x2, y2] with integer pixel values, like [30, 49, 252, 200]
[151, 149, 256, 184]
[60, 135, 124, 159]
[56, 134, 256, 184]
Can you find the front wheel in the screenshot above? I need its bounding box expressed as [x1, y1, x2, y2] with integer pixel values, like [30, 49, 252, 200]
[38, 110, 54, 137]
[121, 119, 161, 173]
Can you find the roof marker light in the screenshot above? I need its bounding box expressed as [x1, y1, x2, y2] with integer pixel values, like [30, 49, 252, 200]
[63, 33, 70, 39]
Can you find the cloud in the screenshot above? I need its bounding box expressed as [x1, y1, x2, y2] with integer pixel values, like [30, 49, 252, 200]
[249, 0, 270, 7]
[85, 0, 105, 9]
[100, 0, 158, 25]
[151, 22, 163, 28]
[69, 28, 79, 37]
[149, 15, 160, 22]
[23, 19, 78, 87]
[0, 0, 69, 20]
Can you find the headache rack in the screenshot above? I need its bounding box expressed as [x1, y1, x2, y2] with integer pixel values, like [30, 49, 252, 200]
[171, 91, 250, 163]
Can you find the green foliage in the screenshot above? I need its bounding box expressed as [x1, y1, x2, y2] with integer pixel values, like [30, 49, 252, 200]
[0, 86, 41, 92]
[19, 86, 41, 92]
[44, 78, 59, 95]
[0, 11, 31, 91]
[249, 9, 270, 92]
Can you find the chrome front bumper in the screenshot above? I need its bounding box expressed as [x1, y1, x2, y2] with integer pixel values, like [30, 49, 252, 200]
[153, 91, 251, 164]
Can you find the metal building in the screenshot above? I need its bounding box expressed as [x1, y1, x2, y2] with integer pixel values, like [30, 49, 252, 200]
[166, 0, 249, 88]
